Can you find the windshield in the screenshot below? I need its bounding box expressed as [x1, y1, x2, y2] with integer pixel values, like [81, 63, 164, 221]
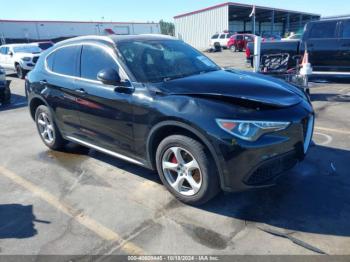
[13, 45, 42, 54]
[117, 40, 220, 83]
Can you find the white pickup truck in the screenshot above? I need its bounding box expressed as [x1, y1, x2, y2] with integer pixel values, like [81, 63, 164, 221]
[0, 44, 42, 78]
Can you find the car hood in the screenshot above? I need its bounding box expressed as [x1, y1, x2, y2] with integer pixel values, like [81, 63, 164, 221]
[14, 52, 40, 57]
[159, 69, 303, 107]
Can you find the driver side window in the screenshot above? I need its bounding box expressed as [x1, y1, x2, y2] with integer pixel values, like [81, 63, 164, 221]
[81, 45, 118, 81]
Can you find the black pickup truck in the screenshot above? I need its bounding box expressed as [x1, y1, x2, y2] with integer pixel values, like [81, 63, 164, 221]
[246, 17, 350, 73]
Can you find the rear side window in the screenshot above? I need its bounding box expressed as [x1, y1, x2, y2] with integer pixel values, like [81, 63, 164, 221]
[47, 45, 80, 76]
[80, 45, 118, 81]
[341, 20, 350, 38]
[309, 22, 337, 39]
[219, 34, 226, 39]
[236, 35, 243, 40]
[211, 34, 219, 39]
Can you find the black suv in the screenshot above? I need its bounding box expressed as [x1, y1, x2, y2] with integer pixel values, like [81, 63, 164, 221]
[26, 35, 314, 205]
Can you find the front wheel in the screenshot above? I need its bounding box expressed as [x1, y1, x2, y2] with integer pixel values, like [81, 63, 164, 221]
[16, 64, 27, 79]
[230, 45, 237, 52]
[156, 135, 220, 205]
[35, 105, 67, 150]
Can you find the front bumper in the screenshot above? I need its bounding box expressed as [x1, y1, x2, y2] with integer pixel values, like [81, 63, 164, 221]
[21, 63, 36, 71]
[210, 104, 314, 192]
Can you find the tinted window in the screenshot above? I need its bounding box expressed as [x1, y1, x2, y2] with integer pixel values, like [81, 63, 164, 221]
[236, 35, 244, 40]
[342, 21, 350, 38]
[227, 34, 233, 38]
[219, 34, 226, 39]
[81, 45, 117, 80]
[50, 45, 80, 76]
[309, 22, 337, 38]
[0, 47, 8, 55]
[211, 34, 219, 39]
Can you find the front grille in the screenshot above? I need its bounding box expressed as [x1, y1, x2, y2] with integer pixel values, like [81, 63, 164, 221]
[32, 57, 39, 64]
[245, 152, 298, 186]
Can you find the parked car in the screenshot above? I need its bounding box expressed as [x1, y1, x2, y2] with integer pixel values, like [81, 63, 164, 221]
[227, 34, 255, 52]
[246, 18, 350, 73]
[210, 33, 233, 49]
[0, 43, 42, 78]
[26, 35, 314, 205]
[0, 66, 10, 104]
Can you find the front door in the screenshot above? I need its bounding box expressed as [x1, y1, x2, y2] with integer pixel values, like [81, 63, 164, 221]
[306, 20, 339, 71]
[74, 44, 135, 157]
[338, 19, 350, 72]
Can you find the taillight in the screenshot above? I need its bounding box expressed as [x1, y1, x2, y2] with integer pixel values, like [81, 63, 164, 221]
[246, 46, 251, 58]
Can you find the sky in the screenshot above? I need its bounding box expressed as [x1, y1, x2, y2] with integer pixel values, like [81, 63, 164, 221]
[1, 0, 348, 22]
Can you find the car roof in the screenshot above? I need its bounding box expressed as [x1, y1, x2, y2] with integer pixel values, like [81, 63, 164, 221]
[54, 34, 176, 48]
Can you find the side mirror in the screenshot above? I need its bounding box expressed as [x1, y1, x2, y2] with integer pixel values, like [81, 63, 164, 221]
[97, 68, 121, 86]
[8, 51, 13, 57]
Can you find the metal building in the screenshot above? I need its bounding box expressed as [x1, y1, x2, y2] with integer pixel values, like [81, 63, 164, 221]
[0, 19, 160, 44]
[174, 2, 320, 50]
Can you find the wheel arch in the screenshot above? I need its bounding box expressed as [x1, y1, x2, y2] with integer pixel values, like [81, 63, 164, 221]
[29, 96, 48, 120]
[146, 120, 226, 190]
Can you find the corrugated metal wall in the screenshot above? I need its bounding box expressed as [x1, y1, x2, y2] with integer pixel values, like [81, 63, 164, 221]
[175, 5, 229, 50]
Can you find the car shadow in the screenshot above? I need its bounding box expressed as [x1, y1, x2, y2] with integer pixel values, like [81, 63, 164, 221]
[0, 93, 28, 111]
[0, 80, 28, 111]
[200, 144, 350, 237]
[0, 204, 50, 239]
[41, 143, 350, 237]
[43, 143, 162, 184]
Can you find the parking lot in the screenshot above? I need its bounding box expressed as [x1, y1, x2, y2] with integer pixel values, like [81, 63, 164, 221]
[0, 50, 350, 255]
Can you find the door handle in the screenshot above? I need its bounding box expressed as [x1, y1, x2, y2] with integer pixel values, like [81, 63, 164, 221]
[74, 88, 87, 94]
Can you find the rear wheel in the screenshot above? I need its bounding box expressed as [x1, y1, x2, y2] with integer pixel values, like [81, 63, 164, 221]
[156, 135, 220, 205]
[35, 105, 67, 150]
[16, 64, 27, 79]
[230, 45, 237, 52]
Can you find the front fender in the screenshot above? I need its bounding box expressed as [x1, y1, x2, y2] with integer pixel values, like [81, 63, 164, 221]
[146, 120, 230, 191]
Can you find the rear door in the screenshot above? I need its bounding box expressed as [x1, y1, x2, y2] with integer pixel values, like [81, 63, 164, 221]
[43, 45, 82, 137]
[338, 19, 350, 72]
[306, 21, 339, 71]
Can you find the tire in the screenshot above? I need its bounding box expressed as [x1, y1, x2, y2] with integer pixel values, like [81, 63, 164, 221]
[16, 64, 27, 79]
[230, 45, 236, 52]
[156, 135, 220, 205]
[35, 105, 67, 150]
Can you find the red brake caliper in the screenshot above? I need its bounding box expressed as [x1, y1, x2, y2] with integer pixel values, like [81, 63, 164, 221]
[171, 154, 178, 164]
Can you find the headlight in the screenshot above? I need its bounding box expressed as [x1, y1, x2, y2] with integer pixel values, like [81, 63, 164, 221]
[216, 119, 290, 141]
[21, 57, 31, 61]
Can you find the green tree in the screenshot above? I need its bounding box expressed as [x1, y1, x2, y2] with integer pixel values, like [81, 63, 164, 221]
[159, 20, 175, 36]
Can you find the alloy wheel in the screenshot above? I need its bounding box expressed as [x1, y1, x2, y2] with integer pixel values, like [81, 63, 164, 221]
[37, 112, 55, 144]
[162, 146, 202, 196]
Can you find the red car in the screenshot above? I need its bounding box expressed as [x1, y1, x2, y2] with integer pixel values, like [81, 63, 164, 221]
[227, 34, 255, 52]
